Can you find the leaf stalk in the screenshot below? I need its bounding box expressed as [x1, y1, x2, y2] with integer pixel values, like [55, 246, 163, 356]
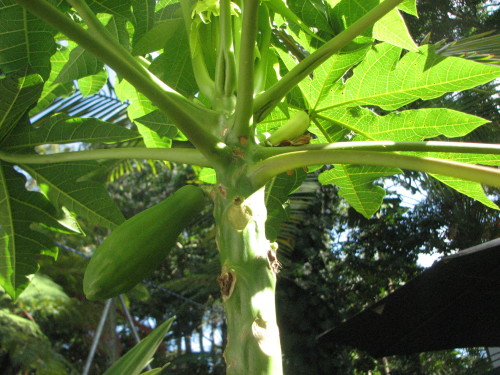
[247, 149, 500, 189]
[231, 0, 260, 140]
[0, 148, 213, 167]
[257, 140, 500, 157]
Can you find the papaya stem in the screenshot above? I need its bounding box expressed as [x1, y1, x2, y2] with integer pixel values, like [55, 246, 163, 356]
[214, 187, 282, 375]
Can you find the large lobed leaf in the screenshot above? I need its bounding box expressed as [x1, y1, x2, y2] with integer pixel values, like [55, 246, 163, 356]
[0, 68, 44, 143]
[55, 46, 105, 85]
[0, 113, 138, 149]
[285, 0, 417, 50]
[30, 48, 75, 117]
[0, 0, 57, 80]
[21, 162, 125, 230]
[317, 107, 489, 143]
[86, 0, 132, 19]
[403, 151, 500, 210]
[2, 113, 138, 149]
[0, 165, 60, 299]
[306, 43, 500, 217]
[322, 43, 500, 111]
[430, 174, 498, 210]
[318, 165, 401, 218]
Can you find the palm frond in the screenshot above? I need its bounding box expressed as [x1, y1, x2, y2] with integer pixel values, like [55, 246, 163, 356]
[277, 176, 321, 261]
[32, 81, 130, 126]
[436, 31, 500, 65]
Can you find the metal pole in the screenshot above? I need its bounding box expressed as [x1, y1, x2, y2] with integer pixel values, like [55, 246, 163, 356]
[118, 295, 142, 344]
[118, 295, 152, 371]
[82, 299, 113, 375]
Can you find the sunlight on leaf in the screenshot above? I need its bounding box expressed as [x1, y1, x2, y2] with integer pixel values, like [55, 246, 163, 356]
[319, 165, 401, 218]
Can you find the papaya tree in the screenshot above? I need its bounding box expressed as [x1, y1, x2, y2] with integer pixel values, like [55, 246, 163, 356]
[0, 0, 499, 374]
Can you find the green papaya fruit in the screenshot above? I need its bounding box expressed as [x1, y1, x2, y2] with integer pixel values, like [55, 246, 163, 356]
[267, 111, 309, 146]
[83, 185, 206, 300]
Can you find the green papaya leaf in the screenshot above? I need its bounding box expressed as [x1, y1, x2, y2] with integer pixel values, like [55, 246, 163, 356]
[430, 175, 498, 210]
[0, 68, 44, 143]
[135, 110, 181, 140]
[131, 0, 156, 48]
[287, 0, 332, 34]
[374, 6, 418, 51]
[318, 107, 489, 142]
[400, 151, 499, 208]
[322, 43, 500, 112]
[1, 114, 139, 150]
[398, 0, 418, 16]
[0, 165, 60, 299]
[87, 0, 132, 19]
[149, 29, 198, 97]
[136, 124, 172, 149]
[115, 79, 156, 119]
[197, 168, 217, 184]
[55, 46, 105, 84]
[0, 0, 57, 80]
[21, 162, 125, 229]
[29, 48, 75, 117]
[132, 19, 183, 56]
[103, 14, 131, 51]
[275, 39, 371, 110]
[266, 0, 326, 42]
[115, 80, 180, 148]
[78, 70, 108, 97]
[318, 165, 401, 218]
[103, 317, 174, 375]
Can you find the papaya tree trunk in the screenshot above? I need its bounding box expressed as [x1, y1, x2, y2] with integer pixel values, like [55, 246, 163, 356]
[214, 181, 282, 374]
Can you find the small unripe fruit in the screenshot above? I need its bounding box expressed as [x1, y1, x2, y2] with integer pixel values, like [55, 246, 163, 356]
[267, 111, 310, 146]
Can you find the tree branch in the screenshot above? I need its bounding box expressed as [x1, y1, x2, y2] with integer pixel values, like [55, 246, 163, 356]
[14, 0, 225, 164]
[247, 149, 500, 190]
[0, 148, 213, 167]
[253, 0, 404, 122]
